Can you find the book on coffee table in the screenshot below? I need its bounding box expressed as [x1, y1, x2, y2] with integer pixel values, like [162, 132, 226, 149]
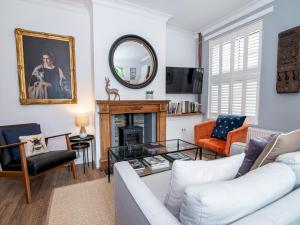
[143, 143, 165, 155]
[128, 159, 145, 172]
[143, 155, 169, 170]
[164, 152, 193, 162]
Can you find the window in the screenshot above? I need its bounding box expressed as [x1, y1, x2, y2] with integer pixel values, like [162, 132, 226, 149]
[208, 21, 262, 124]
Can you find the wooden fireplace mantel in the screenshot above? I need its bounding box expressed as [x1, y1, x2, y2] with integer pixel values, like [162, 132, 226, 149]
[96, 100, 170, 170]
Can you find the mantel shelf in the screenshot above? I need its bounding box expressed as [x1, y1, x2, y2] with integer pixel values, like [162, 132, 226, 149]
[96, 100, 170, 105]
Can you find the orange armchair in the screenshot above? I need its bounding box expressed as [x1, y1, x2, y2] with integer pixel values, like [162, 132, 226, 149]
[194, 119, 249, 158]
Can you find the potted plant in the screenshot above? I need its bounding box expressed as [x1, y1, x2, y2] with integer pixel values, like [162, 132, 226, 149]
[146, 90, 154, 100]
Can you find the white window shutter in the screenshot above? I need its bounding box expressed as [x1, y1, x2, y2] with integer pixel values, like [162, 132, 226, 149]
[231, 82, 243, 115]
[222, 42, 231, 74]
[234, 37, 244, 72]
[210, 85, 219, 114]
[245, 80, 258, 117]
[247, 31, 260, 69]
[212, 45, 220, 76]
[208, 21, 262, 124]
[220, 83, 230, 114]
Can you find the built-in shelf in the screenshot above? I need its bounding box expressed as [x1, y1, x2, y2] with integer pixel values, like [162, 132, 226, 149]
[167, 112, 204, 117]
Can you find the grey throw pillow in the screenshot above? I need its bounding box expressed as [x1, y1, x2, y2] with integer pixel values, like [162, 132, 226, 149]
[236, 134, 278, 177]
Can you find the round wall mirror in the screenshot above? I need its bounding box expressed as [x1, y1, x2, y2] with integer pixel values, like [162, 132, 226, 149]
[109, 35, 158, 89]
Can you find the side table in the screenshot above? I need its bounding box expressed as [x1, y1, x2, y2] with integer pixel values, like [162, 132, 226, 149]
[71, 142, 90, 173]
[70, 134, 95, 169]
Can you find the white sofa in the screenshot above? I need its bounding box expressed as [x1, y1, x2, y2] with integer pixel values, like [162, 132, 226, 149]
[114, 144, 300, 225]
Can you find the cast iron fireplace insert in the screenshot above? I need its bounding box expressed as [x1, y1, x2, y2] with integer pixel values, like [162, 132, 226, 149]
[119, 114, 143, 146]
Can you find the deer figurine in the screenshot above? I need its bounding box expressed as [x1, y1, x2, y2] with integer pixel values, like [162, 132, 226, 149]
[105, 77, 120, 100]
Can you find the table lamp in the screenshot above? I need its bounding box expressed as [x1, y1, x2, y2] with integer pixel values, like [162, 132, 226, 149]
[75, 115, 89, 138]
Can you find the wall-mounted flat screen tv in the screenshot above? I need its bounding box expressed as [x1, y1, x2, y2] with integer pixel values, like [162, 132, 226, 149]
[166, 67, 203, 94]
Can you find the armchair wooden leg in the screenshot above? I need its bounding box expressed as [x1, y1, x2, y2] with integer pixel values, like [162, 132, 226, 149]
[70, 160, 77, 179]
[22, 171, 32, 204]
[215, 152, 218, 159]
[19, 143, 32, 203]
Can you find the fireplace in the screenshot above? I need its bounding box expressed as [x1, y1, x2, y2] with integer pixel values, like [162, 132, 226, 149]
[119, 114, 143, 146]
[97, 100, 169, 170]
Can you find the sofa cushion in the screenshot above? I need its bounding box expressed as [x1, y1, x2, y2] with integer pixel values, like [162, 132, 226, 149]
[19, 134, 49, 157]
[211, 115, 246, 140]
[251, 129, 300, 170]
[197, 138, 226, 152]
[164, 153, 245, 218]
[276, 151, 300, 189]
[180, 163, 295, 225]
[236, 134, 277, 177]
[2, 124, 41, 160]
[231, 187, 300, 225]
[2, 150, 76, 176]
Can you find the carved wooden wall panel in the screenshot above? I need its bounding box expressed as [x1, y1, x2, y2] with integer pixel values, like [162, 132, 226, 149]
[277, 26, 300, 93]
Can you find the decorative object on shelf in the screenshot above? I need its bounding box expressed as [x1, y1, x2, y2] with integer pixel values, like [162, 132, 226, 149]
[277, 26, 300, 93]
[145, 90, 154, 100]
[15, 28, 77, 104]
[75, 115, 89, 138]
[109, 34, 158, 89]
[105, 77, 120, 100]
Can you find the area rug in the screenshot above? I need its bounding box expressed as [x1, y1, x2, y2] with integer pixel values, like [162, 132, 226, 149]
[47, 178, 115, 225]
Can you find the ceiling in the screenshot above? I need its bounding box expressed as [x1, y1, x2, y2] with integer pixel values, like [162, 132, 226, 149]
[122, 0, 255, 32]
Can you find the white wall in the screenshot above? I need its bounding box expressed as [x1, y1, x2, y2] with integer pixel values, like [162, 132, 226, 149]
[92, 0, 170, 167]
[0, 0, 201, 168]
[166, 27, 197, 67]
[92, 2, 168, 101]
[166, 26, 199, 103]
[0, 0, 94, 162]
[166, 26, 203, 143]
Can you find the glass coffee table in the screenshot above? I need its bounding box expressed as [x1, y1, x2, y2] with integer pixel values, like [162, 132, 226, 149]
[107, 139, 202, 182]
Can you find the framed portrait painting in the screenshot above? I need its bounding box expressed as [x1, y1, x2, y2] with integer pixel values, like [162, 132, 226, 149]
[15, 28, 77, 104]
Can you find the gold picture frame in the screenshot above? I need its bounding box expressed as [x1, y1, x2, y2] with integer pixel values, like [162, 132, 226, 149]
[15, 28, 77, 104]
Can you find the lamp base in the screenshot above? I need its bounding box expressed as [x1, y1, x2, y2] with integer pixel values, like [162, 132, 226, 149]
[79, 126, 87, 138]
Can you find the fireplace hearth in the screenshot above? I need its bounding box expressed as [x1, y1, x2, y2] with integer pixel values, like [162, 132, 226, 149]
[119, 114, 143, 146]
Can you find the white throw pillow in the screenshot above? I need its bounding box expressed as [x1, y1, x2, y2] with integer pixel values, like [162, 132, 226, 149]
[276, 151, 300, 188]
[19, 134, 48, 157]
[180, 163, 296, 225]
[164, 153, 245, 218]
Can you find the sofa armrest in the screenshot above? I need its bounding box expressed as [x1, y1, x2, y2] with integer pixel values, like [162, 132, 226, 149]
[194, 120, 216, 142]
[114, 162, 180, 225]
[224, 124, 249, 156]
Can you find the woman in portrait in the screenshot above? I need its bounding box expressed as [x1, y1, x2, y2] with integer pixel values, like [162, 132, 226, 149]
[28, 52, 70, 99]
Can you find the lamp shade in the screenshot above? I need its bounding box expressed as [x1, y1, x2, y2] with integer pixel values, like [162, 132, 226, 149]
[75, 115, 89, 127]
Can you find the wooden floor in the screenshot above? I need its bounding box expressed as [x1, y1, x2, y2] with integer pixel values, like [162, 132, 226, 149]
[0, 164, 105, 225]
[0, 150, 218, 225]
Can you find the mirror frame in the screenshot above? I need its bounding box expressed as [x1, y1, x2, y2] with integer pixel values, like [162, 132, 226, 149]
[109, 34, 158, 89]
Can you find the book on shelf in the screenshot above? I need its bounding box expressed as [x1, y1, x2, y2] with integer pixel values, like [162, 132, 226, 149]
[168, 101, 202, 115]
[164, 152, 193, 162]
[143, 155, 170, 170]
[128, 159, 145, 172]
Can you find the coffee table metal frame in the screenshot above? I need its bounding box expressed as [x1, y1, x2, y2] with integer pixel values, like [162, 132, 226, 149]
[107, 139, 202, 182]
